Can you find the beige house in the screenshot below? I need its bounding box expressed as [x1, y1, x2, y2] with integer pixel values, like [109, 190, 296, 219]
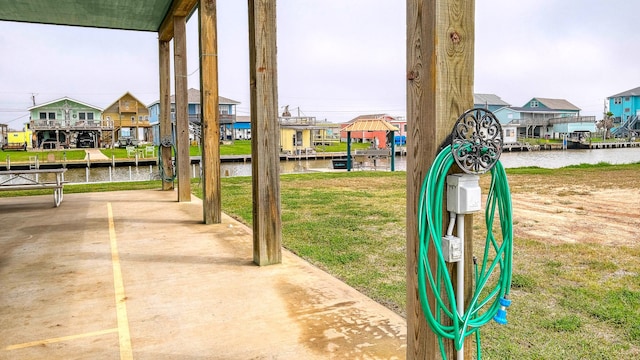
[102, 92, 151, 146]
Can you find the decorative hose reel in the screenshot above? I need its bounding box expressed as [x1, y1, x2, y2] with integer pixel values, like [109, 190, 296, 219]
[451, 108, 503, 175]
[158, 136, 176, 182]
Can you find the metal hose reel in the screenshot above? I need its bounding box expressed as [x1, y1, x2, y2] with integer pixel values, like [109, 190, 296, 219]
[451, 108, 503, 174]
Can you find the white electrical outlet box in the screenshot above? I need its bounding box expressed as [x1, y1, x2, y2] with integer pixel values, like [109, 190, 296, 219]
[446, 174, 481, 214]
[442, 235, 463, 262]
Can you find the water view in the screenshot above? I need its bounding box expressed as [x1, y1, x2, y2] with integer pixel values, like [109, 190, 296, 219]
[10, 147, 638, 184]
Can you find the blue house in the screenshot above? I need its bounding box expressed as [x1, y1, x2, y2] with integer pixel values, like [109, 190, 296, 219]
[607, 86, 640, 136]
[148, 88, 240, 144]
[233, 115, 251, 140]
[497, 97, 594, 139]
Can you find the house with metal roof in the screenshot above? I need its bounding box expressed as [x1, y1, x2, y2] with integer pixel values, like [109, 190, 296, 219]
[474, 94, 510, 113]
[607, 86, 640, 136]
[148, 88, 241, 145]
[28, 97, 106, 149]
[493, 97, 595, 139]
[341, 114, 399, 148]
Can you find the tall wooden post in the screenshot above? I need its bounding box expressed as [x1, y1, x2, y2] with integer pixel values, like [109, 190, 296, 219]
[174, 15, 191, 202]
[248, 0, 282, 266]
[159, 39, 174, 191]
[199, 0, 222, 223]
[406, 0, 475, 359]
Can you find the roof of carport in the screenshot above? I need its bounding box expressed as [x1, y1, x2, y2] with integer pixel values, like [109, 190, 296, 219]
[0, 0, 174, 32]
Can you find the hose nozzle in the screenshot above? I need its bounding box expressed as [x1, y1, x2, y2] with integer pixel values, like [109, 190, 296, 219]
[493, 297, 512, 325]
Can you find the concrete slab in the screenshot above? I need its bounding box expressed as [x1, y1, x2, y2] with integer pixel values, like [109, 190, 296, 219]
[0, 190, 407, 359]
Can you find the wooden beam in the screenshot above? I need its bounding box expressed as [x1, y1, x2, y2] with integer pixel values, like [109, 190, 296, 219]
[159, 39, 174, 191]
[248, 0, 282, 266]
[406, 0, 475, 359]
[158, 0, 199, 41]
[199, 0, 221, 223]
[173, 15, 191, 202]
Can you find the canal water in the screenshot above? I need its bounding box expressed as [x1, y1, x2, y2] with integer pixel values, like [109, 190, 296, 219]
[17, 147, 640, 184]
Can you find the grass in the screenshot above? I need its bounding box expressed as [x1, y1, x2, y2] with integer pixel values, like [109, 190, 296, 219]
[214, 140, 372, 155]
[1, 149, 86, 162]
[199, 164, 640, 359]
[3, 162, 640, 358]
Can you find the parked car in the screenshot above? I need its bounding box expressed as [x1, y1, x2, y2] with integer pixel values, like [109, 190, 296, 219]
[76, 132, 96, 148]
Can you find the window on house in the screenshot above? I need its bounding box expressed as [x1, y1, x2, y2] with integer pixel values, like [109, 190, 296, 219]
[79, 112, 86, 120]
[625, 108, 630, 113]
[614, 97, 622, 104]
[40, 112, 47, 119]
[219, 106, 229, 115]
[295, 130, 303, 146]
[87, 113, 93, 120]
[139, 116, 143, 121]
[48, 112, 56, 120]
[530, 100, 539, 107]
[625, 97, 630, 101]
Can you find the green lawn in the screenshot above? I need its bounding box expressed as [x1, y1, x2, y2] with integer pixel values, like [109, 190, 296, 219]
[1, 149, 86, 162]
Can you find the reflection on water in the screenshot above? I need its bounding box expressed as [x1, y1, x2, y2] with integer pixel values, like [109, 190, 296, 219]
[499, 147, 640, 168]
[14, 147, 639, 183]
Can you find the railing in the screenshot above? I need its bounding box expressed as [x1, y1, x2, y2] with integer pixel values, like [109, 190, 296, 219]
[31, 119, 114, 130]
[549, 116, 596, 125]
[279, 116, 317, 126]
[313, 134, 340, 143]
[186, 113, 236, 124]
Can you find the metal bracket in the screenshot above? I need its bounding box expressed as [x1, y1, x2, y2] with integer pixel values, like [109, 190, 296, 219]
[450, 108, 503, 174]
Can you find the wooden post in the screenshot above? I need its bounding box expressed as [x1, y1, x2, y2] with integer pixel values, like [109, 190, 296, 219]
[173, 15, 191, 202]
[346, 132, 352, 171]
[199, 0, 222, 224]
[159, 39, 174, 191]
[406, 0, 475, 359]
[248, 0, 282, 266]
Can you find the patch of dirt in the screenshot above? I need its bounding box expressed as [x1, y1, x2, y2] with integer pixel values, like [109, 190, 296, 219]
[501, 171, 640, 246]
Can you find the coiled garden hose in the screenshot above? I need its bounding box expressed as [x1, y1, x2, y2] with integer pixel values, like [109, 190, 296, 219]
[417, 145, 513, 359]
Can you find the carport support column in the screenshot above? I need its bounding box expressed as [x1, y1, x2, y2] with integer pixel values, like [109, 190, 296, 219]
[174, 15, 191, 202]
[248, 0, 282, 266]
[199, 0, 222, 224]
[406, 0, 475, 359]
[159, 39, 174, 191]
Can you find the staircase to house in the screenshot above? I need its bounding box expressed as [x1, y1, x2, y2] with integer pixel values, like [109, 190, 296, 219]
[189, 122, 201, 143]
[611, 115, 639, 137]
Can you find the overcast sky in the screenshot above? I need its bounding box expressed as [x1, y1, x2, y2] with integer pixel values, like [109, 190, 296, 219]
[1, 0, 638, 128]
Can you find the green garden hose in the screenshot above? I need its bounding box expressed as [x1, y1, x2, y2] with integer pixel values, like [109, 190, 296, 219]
[417, 145, 513, 359]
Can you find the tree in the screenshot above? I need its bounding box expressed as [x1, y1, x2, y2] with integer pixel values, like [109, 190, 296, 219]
[597, 111, 614, 139]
